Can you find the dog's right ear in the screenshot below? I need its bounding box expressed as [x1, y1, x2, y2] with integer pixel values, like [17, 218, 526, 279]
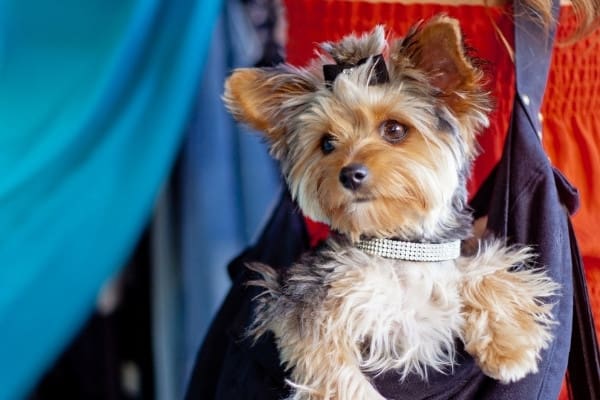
[224, 67, 317, 159]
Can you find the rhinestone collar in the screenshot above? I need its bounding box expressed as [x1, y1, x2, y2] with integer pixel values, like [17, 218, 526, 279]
[355, 238, 461, 262]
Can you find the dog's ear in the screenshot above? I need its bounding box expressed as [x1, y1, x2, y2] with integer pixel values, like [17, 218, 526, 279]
[224, 67, 317, 159]
[391, 16, 489, 118]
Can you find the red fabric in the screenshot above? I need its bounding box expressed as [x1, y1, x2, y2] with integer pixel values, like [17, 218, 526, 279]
[304, 218, 331, 247]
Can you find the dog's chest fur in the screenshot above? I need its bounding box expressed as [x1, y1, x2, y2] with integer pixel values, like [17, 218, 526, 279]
[252, 238, 464, 379]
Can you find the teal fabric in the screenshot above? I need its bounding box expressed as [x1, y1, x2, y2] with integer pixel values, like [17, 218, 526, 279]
[0, 0, 221, 398]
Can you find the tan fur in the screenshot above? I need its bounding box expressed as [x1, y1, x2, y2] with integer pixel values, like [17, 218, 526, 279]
[458, 241, 559, 383]
[229, 17, 560, 400]
[224, 67, 319, 160]
[286, 79, 464, 241]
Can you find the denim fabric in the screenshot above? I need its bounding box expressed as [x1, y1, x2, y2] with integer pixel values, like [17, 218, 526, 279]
[151, 2, 280, 398]
[176, 0, 280, 391]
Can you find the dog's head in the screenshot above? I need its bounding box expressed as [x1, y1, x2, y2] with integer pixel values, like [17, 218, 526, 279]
[225, 17, 490, 241]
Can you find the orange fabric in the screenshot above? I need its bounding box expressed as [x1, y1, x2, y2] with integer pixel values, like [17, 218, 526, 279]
[285, 3, 600, 398]
[543, 7, 600, 343]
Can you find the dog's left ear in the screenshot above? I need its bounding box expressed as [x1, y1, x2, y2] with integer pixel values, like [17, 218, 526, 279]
[224, 67, 317, 160]
[390, 16, 489, 119]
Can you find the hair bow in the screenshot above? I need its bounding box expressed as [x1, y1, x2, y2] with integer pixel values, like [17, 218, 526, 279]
[322, 54, 390, 87]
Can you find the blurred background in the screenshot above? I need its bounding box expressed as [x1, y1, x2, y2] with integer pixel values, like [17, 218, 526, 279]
[0, 0, 283, 398]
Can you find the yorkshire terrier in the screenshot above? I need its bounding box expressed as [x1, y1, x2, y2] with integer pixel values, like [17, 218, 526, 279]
[224, 16, 559, 400]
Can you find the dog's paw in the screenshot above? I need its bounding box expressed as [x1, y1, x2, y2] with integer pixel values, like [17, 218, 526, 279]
[286, 385, 385, 400]
[458, 240, 559, 382]
[287, 363, 387, 400]
[462, 308, 545, 383]
[480, 347, 539, 383]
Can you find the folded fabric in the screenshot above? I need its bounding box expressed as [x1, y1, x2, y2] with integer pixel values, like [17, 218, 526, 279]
[0, 0, 221, 398]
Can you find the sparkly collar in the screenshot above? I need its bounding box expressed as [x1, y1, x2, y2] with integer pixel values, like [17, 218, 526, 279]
[355, 238, 461, 262]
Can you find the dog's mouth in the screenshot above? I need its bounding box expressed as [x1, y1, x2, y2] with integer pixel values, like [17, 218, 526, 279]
[352, 196, 374, 203]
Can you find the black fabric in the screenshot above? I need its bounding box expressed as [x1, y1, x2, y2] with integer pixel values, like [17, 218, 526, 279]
[513, 0, 559, 125]
[513, 0, 600, 397]
[184, 190, 308, 400]
[567, 219, 600, 400]
[29, 230, 155, 400]
[468, 95, 575, 400]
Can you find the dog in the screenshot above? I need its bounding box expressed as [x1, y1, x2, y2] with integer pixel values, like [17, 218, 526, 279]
[224, 16, 559, 400]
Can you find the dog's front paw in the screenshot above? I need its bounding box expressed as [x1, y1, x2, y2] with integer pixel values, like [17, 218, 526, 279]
[462, 309, 545, 383]
[458, 240, 559, 383]
[287, 363, 387, 400]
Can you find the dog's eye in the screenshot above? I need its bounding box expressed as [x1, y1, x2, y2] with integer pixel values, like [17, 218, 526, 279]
[380, 120, 408, 144]
[321, 134, 336, 155]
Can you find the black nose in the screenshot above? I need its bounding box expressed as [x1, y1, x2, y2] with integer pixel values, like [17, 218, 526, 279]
[339, 164, 369, 190]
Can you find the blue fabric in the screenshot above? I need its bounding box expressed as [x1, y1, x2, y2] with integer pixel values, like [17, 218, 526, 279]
[152, 188, 183, 400]
[178, 0, 280, 385]
[0, 0, 221, 398]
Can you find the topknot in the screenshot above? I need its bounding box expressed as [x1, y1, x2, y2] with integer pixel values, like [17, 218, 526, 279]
[320, 25, 387, 65]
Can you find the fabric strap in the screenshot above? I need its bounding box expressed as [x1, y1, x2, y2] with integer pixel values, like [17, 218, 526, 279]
[567, 219, 600, 399]
[512, 0, 600, 397]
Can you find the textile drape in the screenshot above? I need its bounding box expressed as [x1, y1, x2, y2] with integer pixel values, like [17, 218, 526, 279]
[0, 0, 221, 398]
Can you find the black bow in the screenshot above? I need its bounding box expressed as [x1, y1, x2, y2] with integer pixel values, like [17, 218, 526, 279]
[323, 54, 390, 87]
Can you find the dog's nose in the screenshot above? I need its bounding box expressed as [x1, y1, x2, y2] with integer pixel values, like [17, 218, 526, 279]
[339, 164, 369, 191]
